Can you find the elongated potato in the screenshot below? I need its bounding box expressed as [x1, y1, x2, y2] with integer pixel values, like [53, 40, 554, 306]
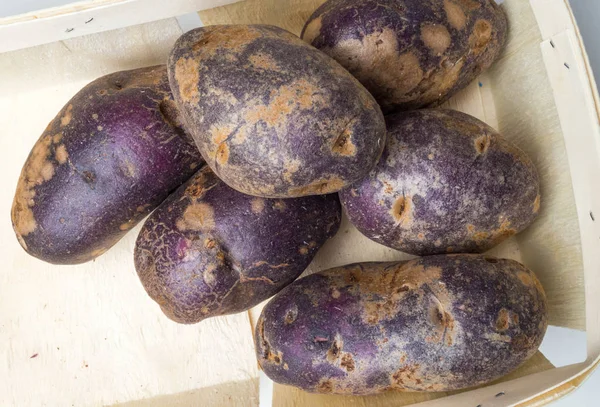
[340, 109, 540, 256]
[256, 255, 548, 395]
[11, 66, 203, 265]
[134, 166, 341, 324]
[168, 24, 386, 198]
[302, 0, 508, 112]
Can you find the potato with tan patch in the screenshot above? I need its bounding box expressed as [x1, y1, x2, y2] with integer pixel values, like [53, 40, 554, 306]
[168, 25, 386, 198]
[302, 0, 508, 112]
[256, 255, 548, 395]
[134, 166, 341, 324]
[11, 66, 203, 265]
[340, 109, 540, 256]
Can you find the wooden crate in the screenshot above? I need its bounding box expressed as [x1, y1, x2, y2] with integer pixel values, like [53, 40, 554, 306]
[0, 0, 598, 406]
[0, 0, 240, 53]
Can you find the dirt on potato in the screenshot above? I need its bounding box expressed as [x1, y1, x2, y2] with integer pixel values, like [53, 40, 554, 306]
[134, 166, 342, 324]
[168, 24, 386, 198]
[340, 109, 540, 256]
[256, 255, 548, 395]
[302, 0, 508, 113]
[11, 65, 203, 264]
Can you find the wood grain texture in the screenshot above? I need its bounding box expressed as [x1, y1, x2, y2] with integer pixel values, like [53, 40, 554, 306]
[1, 0, 593, 406]
[112, 379, 259, 407]
[199, 0, 325, 36]
[0, 19, 259, 407]
[0, 0, 241, 53]
[489, 0, 585, 330]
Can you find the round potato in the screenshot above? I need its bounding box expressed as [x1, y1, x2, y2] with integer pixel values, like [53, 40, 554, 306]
[340, 109, 540, 256]
[134, 166, 342, 324]
[256, 255, 548, 395]
[302, 0, 508, 112]
[168, 24, 386, 198]
[11, 66, 203, 265]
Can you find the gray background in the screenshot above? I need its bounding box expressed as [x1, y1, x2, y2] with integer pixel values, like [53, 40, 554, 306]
[570, 0, 600, 92]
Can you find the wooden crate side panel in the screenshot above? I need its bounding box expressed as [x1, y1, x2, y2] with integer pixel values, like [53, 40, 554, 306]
[0, 0, 241, 53]
[486, 0, 585, 330]
[0, 19, 259, 407]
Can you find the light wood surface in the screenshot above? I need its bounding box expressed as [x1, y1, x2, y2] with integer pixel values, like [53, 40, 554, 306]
[0, 0, 597, 406]
[491, 0, 585, 331]
[0, 19, 259, 407]
[199, 0, 324, 36]
[0, 0, 241, 53]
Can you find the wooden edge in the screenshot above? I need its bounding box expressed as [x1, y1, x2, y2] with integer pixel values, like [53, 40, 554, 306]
[411, 363, 588, 407]
[0, 0, 126, 24]
[530, 0, 600, 125]
[514, 359, 600, 407]
[532, 3, 600, 357]
[516, 0, 600, 403]
[0, 0, 241, 54]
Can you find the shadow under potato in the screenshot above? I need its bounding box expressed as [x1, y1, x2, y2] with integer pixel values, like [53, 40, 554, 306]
[111, 378, 259, 407]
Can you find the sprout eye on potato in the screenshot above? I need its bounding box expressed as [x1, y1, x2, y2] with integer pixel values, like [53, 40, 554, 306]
[134, 166, 342, 324]
[256, 255, 548, 395]
[11, 66, 203, 265]
[168, 24, 386, 198]
[340, 109, 540, 256]
[302, 0, 508, 113]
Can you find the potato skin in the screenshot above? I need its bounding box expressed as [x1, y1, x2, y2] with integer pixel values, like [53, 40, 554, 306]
[168, 24, 386, 198]
[134, 166, 341, 324]
[256, 255, 548, 395]
[340, 109, 540, 256]
[11, 66, 204, 265]
[302, 0, 508, 113]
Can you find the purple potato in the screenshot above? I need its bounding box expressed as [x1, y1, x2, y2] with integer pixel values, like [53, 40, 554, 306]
[134, 166, 341, 324]
[11, 66, 204, 265]
[256, 255, 548, 395]
[340, 109, 540, 256]
[168, 24, 386, 198]
[302, 0, 508, 113]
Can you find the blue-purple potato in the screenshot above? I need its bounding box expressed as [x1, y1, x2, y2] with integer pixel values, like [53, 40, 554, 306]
[11, 65, 204, 265]
[340, 109, 540, 256]
[168, 24, 386, 198]
[302, 0, 508, 113]
[256, 255, 548, 395]
[134, 166, 342, 324]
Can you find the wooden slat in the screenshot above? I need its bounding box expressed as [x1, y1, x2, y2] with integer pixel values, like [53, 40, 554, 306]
[199, 0, 324, 36]
[1, 0, 596, 406]
[488, 0, 585, 331]
[0, 0, 241, 53]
